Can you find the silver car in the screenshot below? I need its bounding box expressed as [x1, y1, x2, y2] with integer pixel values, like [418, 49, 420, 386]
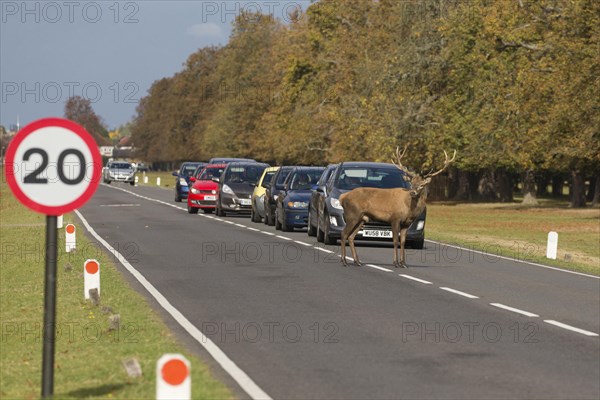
[103, 161, 136, 185]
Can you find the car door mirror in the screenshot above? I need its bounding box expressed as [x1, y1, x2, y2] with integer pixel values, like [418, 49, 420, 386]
[189, 177, 196, 183]
[172, 171, 179, 177]
[211, 177, 220, 183]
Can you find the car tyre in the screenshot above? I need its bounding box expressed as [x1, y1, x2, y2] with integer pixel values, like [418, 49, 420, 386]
[216, 201, 226, 217]
[316, 214, 325, 243]
[175, 192, 181, 202]
[412, 239, 424, 250]
[281, 210, 293, 232]
[275, 208, 282, 230]
[130, 181, 135, 186]
[266, 206, 275, 226]
[251, 203, 261, 222]
[307, 209, 317, 236]
[106, 180, 111, 185]
[188, 205, 199, 214]
[203, 209, 213, 214]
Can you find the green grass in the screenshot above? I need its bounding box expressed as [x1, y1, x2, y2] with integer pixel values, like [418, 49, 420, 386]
[0, 177, 233, 398]
[426, 199, 600, 276]
[134, 171, 177, 189]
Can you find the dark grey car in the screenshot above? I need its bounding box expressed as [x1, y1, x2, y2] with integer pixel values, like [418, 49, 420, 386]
[216, 162, 269, 216]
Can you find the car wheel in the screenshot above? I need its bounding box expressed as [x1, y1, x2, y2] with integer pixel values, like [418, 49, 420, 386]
[175, 192, 181, 202]
[263, 204, 270, 225]
[281, 210, 293, 232]
[130, 181, 135, 186]
[323, 212, 337, 245]
[275, 208, 282, 230]
[106, 180, 111, 185]
[216, 201, 226, 217]
[188, 205, 199, 214]
[203, 209, 213, 214]
[307, 209, 317, 237]
[316, 213, 325, 242]
[266, 207, 275, 226]
[251, 203, 261, 222]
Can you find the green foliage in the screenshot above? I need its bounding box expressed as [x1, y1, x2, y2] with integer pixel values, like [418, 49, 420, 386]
[131, 0, 599, 180]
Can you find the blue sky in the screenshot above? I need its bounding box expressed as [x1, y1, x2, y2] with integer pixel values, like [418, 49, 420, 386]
[1, 1, 309, 130]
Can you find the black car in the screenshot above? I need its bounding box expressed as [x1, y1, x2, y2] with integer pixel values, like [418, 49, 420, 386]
[307, 164, 338, 236]
[262, 166, 293, 226]
[316, 162, 426, 247]
[173, 161, 206, 202]
[275, 166, 326, 231]
[216, 162, 269, 216]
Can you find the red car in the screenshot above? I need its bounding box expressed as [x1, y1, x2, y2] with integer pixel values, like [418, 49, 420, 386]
[187, 164, 226, 214]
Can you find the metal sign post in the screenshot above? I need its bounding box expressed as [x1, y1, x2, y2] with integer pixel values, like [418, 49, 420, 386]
[42, 215, 58, 397]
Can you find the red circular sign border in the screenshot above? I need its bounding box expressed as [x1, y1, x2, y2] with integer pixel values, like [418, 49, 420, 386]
[4, 117, 102, 216]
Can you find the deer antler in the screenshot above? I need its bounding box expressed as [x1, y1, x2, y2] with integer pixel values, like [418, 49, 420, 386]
[391, 145, 416, 178]
[422, 150, 457, 179]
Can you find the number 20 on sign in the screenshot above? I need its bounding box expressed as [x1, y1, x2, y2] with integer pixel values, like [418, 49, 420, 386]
[4, 118, 102, 398]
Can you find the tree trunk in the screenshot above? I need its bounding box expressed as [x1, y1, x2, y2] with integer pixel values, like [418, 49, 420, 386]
[551, 175, 564, 198]
[446, 167, 459, 200]
[586, 176, 596, 202]
[453, 170, 472, 201]
[477, 170, 497, 202]
[592, 176, 600, 207]
[569, 170, 586, 208]
[496, 169, 514, 202]
[536, 173, 550, 197]
[521, 169, 538, 205]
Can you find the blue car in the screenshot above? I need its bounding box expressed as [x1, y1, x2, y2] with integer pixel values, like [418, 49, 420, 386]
[173, 162, 206, 202]
[275, 166, 326, 232]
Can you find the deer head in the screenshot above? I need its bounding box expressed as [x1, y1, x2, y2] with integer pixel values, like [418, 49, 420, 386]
[392, 146, 456, 198]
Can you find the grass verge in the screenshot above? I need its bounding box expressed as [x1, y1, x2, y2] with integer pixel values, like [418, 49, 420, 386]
[426, 200, 600, 276]
[134, 171, 176, 190]
[0, 178, 233, 398]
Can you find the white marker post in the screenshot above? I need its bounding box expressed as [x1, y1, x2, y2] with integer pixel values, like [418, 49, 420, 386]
[156, 354, 191, 400]
[135, 176, 139, 185]
[546, 231, 558, 260]
[83, 259, 100, 299]
[56, 215, 63, 229]
[156, 177, 161, 186]
[144, 176, 148, 184]
[65, 224, 76, 253]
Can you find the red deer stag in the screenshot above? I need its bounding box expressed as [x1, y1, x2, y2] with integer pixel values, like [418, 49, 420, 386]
[340, 147, 456, 268]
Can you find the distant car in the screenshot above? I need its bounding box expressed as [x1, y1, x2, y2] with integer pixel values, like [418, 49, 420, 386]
[216, 162, 269, 216]
[173, 162, 206, 202]
[317, 162, 426, 247]
[307, 164, 338, 236]
[275, 166, 326, 231]
[187, 164, 226, 214]
[103, 161, 136, 185]
[208, 157, 256, 164]
[136, 162, 150, 172]
[250, 166, 279, 222]
[263, 166, 293, 226]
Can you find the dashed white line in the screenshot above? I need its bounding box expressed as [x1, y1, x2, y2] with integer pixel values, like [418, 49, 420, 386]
[246, 227, 260, 232]
[262, 231, 275, 236]
[490, 303, 539, 317]
[399, 274, 432, 284]
[275, 235, 292, 241]
[224, 221, 235, 225]
[234, 223, 246, 228]
[294, 240, 313, 247]
[315, 248, 334, 254]
[439, 287, 479, 299]
[543, 320, 599, 337]
[366, 264, 392, 272]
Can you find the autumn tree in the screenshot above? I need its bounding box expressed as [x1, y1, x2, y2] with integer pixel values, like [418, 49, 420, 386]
[64, 96, 110, 146]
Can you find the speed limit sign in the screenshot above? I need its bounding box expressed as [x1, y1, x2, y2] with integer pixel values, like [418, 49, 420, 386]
[4, 117, 102, 398]
[5, 118, 102, 215]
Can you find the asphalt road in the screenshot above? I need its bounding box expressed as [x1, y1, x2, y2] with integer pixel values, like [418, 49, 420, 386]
[78, 182, 600, 399]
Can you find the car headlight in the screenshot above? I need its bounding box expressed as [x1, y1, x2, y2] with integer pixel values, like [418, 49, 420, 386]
[287, 201, 309, 209]
[190, 187, 200, 194]
[416, 220, 425, 230]
[179, 178, 188, 186]
[222, 184, 234, 195]
[109, 172, 115, 177]
[273, 194, 278, 201]
[211, 189, 217, 194]
[330, 198, 343, 209]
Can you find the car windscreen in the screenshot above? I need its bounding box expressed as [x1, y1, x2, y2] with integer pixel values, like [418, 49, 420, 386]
[199, 167, 225, 180]
[110, 163, 133, 170]
[261, 171, 276, 186]
[290, 169, 325, 190]
[336, 167, 409, 190]
[225, 165, 265, 184]
[181, 164, 199, 177]
[276, 169, 292, 186]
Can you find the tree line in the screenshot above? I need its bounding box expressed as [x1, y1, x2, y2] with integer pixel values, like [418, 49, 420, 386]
[130, 0, 599, 207]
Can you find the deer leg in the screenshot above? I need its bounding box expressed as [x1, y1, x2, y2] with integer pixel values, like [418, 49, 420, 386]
[391, 223, 400, 268]
[399, 228, 408, 268]
[341, 223, 350, 267]
[341, 217, 362, 266]
[349, 220, 365, 266]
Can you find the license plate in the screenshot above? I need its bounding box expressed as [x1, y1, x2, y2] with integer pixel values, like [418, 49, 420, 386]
[361, 229, 392, 238]
[204, 195, 216, 201]
[239, 199, 252, 206]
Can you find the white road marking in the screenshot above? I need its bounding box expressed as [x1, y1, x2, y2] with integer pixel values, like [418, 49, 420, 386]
[247, 227, 260, 232]
[294, 240, 312, 247]
[75, 210, 272, 400]
[543, 320, 599, 337]
[315, 248, 334, 254]
[426, 239, 600, 280]
[262, 231, 275, 236]
[439, 287, 479, 299]
[275, 235, 292, 241]
[234, 223, 246, 228]
[490, 303, 539, 317]
[367, 264, 392, 272]
[399, 274, 432, 284]
[99, 203, 141, 207]
[224, 221, 235, 225]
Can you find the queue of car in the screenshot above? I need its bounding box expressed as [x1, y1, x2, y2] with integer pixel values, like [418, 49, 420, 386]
[164, 158, 427, 248]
